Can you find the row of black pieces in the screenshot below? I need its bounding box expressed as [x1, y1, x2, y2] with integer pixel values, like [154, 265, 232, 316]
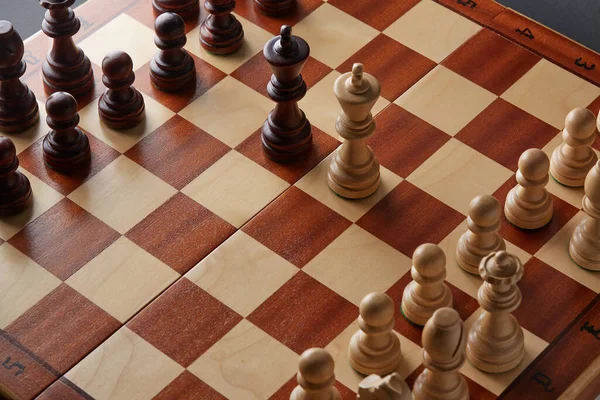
[153, 0, 297, 19]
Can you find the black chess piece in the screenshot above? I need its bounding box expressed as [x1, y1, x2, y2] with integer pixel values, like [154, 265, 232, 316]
[0, 136, 32, 216]
[150, 12, 196, 92]
[98, 51, 145, 130]
[39, 0, 94, 99]
[199, 0, 244, 55]
[254, 0, 296, 17]
[42, 92, 91, 173]
[0, 21, 39, 133]
[153, 0, 200, 19]
[261, 25, 311, 163]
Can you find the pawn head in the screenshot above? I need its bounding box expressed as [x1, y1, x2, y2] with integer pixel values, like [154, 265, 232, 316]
[468, 194, 501, 227]
[155, 12, 184, 41]
[422, 307, 465, 363]
[413, 243, 446, 276]
[518, 148, 549, 181]
[102, 50, 133, 81]
[0, 21, 24, 70]
[297, 348, 335, 384]
[46, 91, 78, 121]
[565, 108, 596, 139]
[359, 292, 394, 327]
[0, 136, 17, 168]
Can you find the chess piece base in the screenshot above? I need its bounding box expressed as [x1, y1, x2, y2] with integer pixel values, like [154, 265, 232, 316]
[412, 369, 468, 400]
[254, 0, 295, 16]
[149, 56, 196, 93]
[42, 129, 91, 173]
[0, 91, 39, 133]
[152, 0, 200, 18]
[0, 172, 32, 216]
[261, 113, 312, 163]
[348, 331, 402, 376]
[550, 144, 597, 188]
[401, 283, 453, 326]
[42, 55, 94, 99]
[327, 145, 380, 199]
[199, 15, 244, 55]
[290, 386, 341, 400]
[504, 188, 553, 230]
[98, 90, 146, 130]
[455, 233, 506, 275]
[569, 219, 600, 271]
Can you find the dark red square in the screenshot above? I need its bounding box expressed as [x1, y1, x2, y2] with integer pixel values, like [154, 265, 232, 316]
[154, 371, 226, 400]
[8, 199, 120, 280]
[329, 0, 420, 31]
[456, 98, 559, 171]
[234, 0, 325, 35]
[247, 272, 357, 354]
[242, 186, 352, 267]
[357, 181, 465, 258]
[337, 34, 437, 101]
[127, 278, 242, 367]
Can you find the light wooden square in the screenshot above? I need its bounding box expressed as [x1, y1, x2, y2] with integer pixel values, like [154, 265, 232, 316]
[295, 153, 402, 222]
[396, 65, 497, 136]
[1, 100, 47, 154]
[535, 211, 600, 293]
[186, 231, 298, 317]
[178, 76, 273, 147]
[460, 309, 549, 395]
[185, 14, 272, 74]
[79, 93, 175, 153]
[300, 71, 390, 139]
[68, 155, 177, 234]
[78, 13, 156, 70]
[304, 224, 411, 306]
[502, 59, 600, 129]
[407, 139, 513, 215]
[384, 0, 481, 63]
[188, 319, 298, 400]
[0, 169, 63, 241]
[66, 237, 179, 323]
[182, 150, 289, 228]
[0, 243, 62, 329]
[66, 327, 184, 400]
[291, 3, 379, 68]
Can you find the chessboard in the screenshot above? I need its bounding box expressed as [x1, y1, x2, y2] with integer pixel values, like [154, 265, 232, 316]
[1, 0, 600, 399]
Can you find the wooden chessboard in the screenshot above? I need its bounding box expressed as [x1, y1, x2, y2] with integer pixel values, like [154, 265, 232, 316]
[1, 0, 600, 399]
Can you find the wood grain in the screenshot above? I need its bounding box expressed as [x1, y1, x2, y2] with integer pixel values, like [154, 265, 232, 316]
[153, 371, 226, 400]
[37, 379, 92, 400]
[234, 0, 325, 35]
[329, 0, 420, 31]
[269, 375, 356, 400]
[434, 0, 504, 26]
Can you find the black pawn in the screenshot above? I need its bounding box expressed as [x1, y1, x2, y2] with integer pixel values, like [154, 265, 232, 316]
[153, 0, 200, 19]
[0, 136, 32, 216]
[150, 12, 196, 93]
[261, 25, 311, 163]
[254, 0, 296, 17]
[98, 51, 145, 130]
[42, 92, 91, 173]
[200, 0, 244, 55]
[0, 21, 39, 133]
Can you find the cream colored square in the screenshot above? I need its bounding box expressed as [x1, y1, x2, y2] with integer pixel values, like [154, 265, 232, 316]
[66, 327, 184, 400]
[384, 0, 481, 63]
[0, 169, 63, 241]
[1, 101, 46, 154]
[438, 220, 532, 298]
[407, 139, 512, 215]
[68, 156, 177, 234]
[300, 71, 390, 139]
[179, 76, 273, 147]
[66, 237, 179, 322]
[536, 211, 600, 293]
[304, 224, 411, 305]
[186, 231, 297, 317]
[79, 93, 175, 153]
[396, 65, 497, 136]
[291, 3, 379, 68]
[296, 154, 402, 222]
[182, 150, 288, 228]
[326, 320, 422, 392]
[0, 243, 62, 329]
[461, 309, 548, 395]
[78, 14, 156, 70]
[188, 319, 298, 400]
[185, 14, 272, 74]
[502, 60, 600, 129]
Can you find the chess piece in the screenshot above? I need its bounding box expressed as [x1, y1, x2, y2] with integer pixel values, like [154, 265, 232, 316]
[153, 0, 199, 19]
[467, 251, 525, 373]
[261, 25, 311, 163]
[254, 0, 295, 16]
[150, 12, 196, 92]
[401, 243, 453, 326]
[456, 194, 506, 275]
[40, 0, 94, 99]
[349, 292, 402, 376]
[328, 63, 381, 199]
[0, 21, 39, 133]
[357, 373, 411, 400]
[290, 348, 341, 400]
[550, 108, 598, 187]
[42, 92, 91, 173]
[199, 0, 244, 55]
[98, 51, 145, 130]
[569, 161, 600, 271]
[413, 308, 468, 400]
[0, 137, 32, 216]
[505, 148, 553, 229]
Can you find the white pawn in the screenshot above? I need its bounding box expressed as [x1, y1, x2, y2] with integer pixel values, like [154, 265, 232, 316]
[357, 373, 410, 400]
[349, 292, 402, 376]
[401, 244, 452, 326]
[550, 108, 597, 187]
[570, 161, 600, 270]
[456, 194, 506, 275]
[412, 308, 468, 400]
[290, 348, 341, 400]
[505, 148, 553, 229]
[467, 251, 524, 373]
